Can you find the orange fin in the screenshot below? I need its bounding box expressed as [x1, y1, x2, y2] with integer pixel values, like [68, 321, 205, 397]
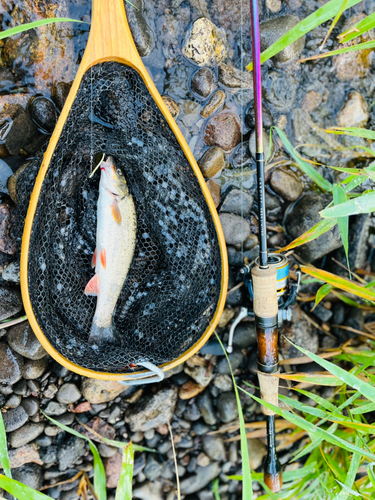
[111, 199, 122, 224]
[85, 274, 99, 296]
[100, 248, 106, 269]
[92, 249, 97, 268]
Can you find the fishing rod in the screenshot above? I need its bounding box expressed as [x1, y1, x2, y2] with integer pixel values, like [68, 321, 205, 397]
[226, 0, 301, 492]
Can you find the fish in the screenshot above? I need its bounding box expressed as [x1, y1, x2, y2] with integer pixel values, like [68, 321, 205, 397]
[85, 156, 137, 346]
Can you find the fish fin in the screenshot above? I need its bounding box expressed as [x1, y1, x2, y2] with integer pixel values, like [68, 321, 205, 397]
[85, 274, 99, 296]
[100, 248, 106, 269]
[111, 199, 122, 224]
[89, 323, 121, 346]
[92, 249, 97, 268]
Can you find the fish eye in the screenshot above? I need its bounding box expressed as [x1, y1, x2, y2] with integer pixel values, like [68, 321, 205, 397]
[116, 169, 123, 176]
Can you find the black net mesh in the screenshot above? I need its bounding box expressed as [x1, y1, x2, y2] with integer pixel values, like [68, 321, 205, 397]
[17, 62, 222, 374]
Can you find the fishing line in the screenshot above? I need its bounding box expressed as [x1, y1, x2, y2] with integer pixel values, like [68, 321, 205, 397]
[88, 152, 105, 178]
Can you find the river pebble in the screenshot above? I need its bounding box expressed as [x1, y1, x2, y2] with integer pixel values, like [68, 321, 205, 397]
[336, 91, 369, 128]
[161, 96, 179, 118]
[206, 179, 221, 208]
[23, 357, 49, 380]
[198, 147, 225, 178]
[197, 390, 217, 426]
[7, 322, 47, 360]
[0, 204, 16, 255]
[10, 423, 45, 448]
[202, 435, 226, 461]
[204, 112, 241, 152]
[28, 97, 58, 134]
[218, 63, 253, 92]
[217, 392, 238, 423]
[125, 0, 152, 57]
[57, 383, 82, 404]
[219, 188, 253, 217]
[280, 305, 319, 359]
[81, 379, 127, 404]
[301, 91, 323, 113]
[180, 463, 221, 494]
[190, 68, 215, 98]
[51, 81, 72, 111]
[201, 90, 226, 118]
[270, 168, 303, 202]
[260, 15, 305, 66]
[0, 343, 24, 384]
[3, 406, 29, 433]
[58, 436, 86, 471]
[219, 213, 251, 245]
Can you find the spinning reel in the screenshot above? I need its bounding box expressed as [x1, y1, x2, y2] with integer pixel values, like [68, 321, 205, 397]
[227, 253, 301, 354]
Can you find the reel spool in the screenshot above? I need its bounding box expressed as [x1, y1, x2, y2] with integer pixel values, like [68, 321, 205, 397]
[227, 253, 300, 353]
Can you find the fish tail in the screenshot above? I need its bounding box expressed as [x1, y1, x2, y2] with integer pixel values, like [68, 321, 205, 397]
[88, 322, 121, 346]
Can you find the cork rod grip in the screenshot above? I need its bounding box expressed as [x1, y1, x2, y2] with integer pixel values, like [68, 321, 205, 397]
[258, 371, 280, 415]
[251, 266, 278, 319]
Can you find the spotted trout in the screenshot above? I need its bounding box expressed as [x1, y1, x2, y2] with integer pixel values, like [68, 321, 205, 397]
[85, 156, 137, 346]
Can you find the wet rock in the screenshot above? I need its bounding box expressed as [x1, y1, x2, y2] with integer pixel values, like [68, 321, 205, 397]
[51, 82, 72, 111]
[245, 103, 273, 129]
[98, 443, 118, 458]
[280, 305, 319, 359]
[5, 464, 43, 500]
[125, 0, 152, 57]
[54, 413, 75, 426]
[206, 179, 221, 208]
[249, 129, 275, 163]
[7, 322, 47, 360]
[58, 436, 86, 471]
[9, 423, 45, 448]
[213, 374, 232, 392]
[6, 394, 21, 409]
[201, 90, 226, 118]
[218, 63, 253, 93]
[270, 169, 303, 202]
[333, 14, 375, 81]
[57, 384, 82, 404]
[247, 438, 267, 470]
[301, 91, 323, 113]
[133, 480, 163, 500]
[264, 71, 297, 113]
[180, 463, 220, 494]
[0, 343, 24, 384]
[0, 104, 40, 156]
[217, 349, 244, 375]
[202, 435, 226, 461]
[217, 392, 238, 423]
[2, 261, 20, 283]
[0, 286, 23, 322]
[28, 96, 58, 134]
[23, 356, 49, 380]
[179, 380, 206, 400]
[197, 390, 217, 425]
[81, 379, 127, 404]
[44, 402, 67, 416]
[285, 193, 342, 262]
[333, 214, 370, 274]
[312, 303, 332, 323]
[13, 380, 27, 396]
[0, 159, 13, 194]
[220, 188, 253, 217]
[204, 112, 241, 152]
[0, 204, 16, 255]
[85, 417, 116, 441]
[191, 68, 215, 98]
[161, 96, 179, 119]
[260, 16, 305, 66]
[8, 443, 42, 469]
[21, 397, 39, 417]
[232, 142, 253, 168]
[219, 213, 251, 245]
[184, 364, 213, 387]
[144, 455, 163, 481]
[182, 18, 227, 66]
[3, 406, 29, 433]
[125, 386, 178, 432]
[198, 147, 225, 178]
[336, 91, 369, 128]
[104, 452, 122, 489]
[232, 322, 257, 349]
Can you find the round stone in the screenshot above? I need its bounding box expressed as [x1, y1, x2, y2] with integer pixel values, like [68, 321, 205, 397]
[57, 383, 82, 404]
[198, 147, 225, 178]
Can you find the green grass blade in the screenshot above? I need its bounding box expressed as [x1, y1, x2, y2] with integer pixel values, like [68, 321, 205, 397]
[351, 402, 375, 415]
[332, 166, 375, 182]
[0, 475, 54, 500]
[292, 388, 337, 412]
[339, 11, 375, 43]
[216, 333, 253, 500]
[326, 127, 375, 140]
[300, 40, 375, 62]
[341, 162, 375, 192]
[286, 340, 375, 405]
[332, 185, 349, 270]
[278, 218, 337, 253]
[239, 387, 375, 461]
[275, 127, 333, 191]
[320, 191, 375, 218]
[278, 395, 350, 423]
[245, 0, 361, 71]
[0, 413, 11, 479]
[301, 265, 375, 302]
[115, 443, 133, 500]
[42, 413, 106, 500]
[212, 478, 221, 500]
[320, 0, 349, 49]
[0, 18, 89, 40]
[312, 284, 333, 310]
